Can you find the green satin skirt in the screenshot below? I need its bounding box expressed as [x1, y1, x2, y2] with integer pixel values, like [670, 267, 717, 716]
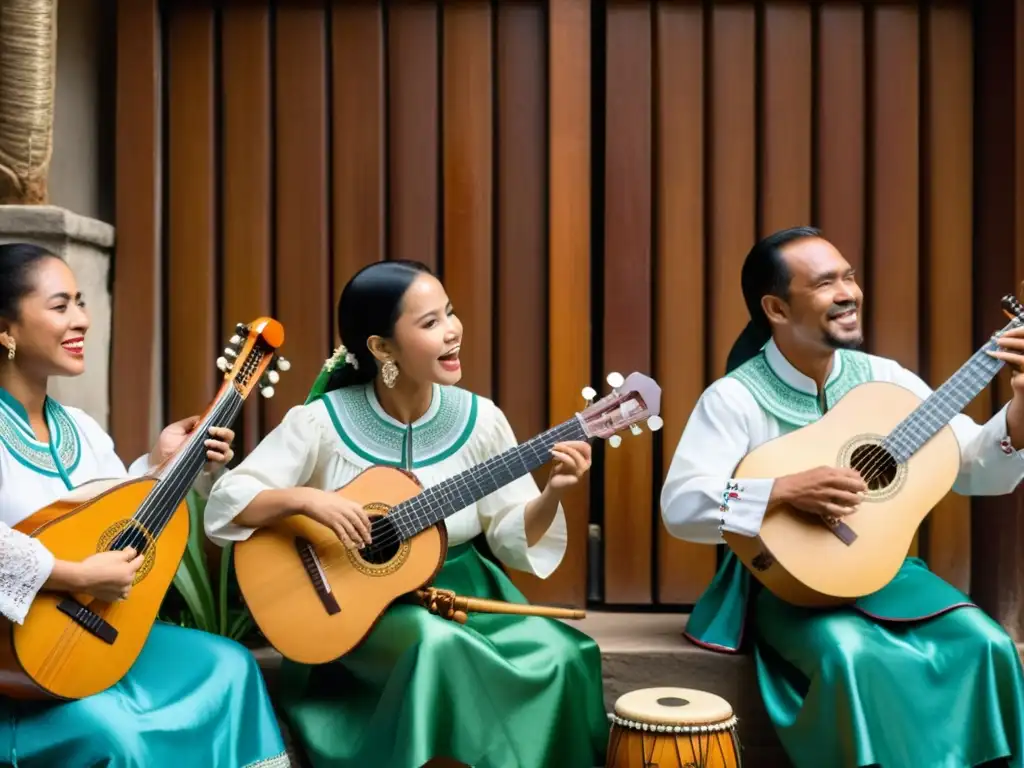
[278, 541, 608, 768]
[754, 583, 1024, 768]
[0, 622, 288, 767]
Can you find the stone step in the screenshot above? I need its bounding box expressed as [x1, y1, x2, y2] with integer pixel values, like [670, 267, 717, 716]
[251, 610, 791, 767]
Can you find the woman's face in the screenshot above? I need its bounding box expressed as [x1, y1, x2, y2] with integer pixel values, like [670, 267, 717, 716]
[1, 257, 90, 380]
[386, 274, 463, 387]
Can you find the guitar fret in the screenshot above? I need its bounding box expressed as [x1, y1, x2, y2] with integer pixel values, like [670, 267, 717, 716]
[390, 418, 587, 540]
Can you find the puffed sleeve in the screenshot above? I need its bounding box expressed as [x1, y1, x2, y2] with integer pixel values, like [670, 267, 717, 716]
[204, 403, 325, 546]
[472, 401, 567, 579]
[660, 380, 776, 545]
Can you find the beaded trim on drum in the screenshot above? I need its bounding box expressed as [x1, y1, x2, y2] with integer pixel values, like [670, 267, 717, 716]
[607, 712, 739, 734]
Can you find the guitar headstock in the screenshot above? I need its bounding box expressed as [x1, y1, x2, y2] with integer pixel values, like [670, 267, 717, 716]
[576, 371, 663, 447]
[216, 318, 290, 399]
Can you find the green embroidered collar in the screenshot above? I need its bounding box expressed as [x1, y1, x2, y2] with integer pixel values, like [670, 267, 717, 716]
[321, 382, 478, 469]
[729, 339, 873, 428]
[0, 387, 82, 487]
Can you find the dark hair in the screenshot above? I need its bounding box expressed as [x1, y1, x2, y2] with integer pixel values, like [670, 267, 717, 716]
[725, 226, 822, 373]
[321, 259, 434, 393]
[0, 242, 60, 322]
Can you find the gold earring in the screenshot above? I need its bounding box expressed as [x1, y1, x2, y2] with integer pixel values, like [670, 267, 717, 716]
[381, 359, 399, 389]
[5, 340, 14, 361]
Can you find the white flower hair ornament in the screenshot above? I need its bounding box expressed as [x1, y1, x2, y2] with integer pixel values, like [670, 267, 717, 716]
[324, 344, 359, 372]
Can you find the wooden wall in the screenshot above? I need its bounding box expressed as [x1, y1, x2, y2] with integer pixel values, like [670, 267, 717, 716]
[111, 0, 1023, 616]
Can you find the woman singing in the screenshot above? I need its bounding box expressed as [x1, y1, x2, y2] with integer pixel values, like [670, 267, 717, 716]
[204, 260, 607, 768]
[0, 242, 288, 767]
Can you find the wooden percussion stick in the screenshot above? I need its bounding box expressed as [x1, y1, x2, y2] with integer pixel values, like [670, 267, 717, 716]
[415, 588, 586, 624]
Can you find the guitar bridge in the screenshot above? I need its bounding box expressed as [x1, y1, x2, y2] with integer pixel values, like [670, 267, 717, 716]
[56, 598, 118, 645]
[823, 516, 858, 546]
[295, 537, 341, 615]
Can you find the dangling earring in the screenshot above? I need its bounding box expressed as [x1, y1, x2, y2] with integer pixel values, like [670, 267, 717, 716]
[381, 359, 399, 389]
[5, 340, 14, 361]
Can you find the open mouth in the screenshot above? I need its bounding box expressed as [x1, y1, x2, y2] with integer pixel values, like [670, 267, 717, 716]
[829, 308, 858, 327]
[61, 337, 85, 356]
[438, 346, 461, 370]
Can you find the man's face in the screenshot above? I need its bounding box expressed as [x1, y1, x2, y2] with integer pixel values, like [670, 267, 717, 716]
[769, 237, 864, 352]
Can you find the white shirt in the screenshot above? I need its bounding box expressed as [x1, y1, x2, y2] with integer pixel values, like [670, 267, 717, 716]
[660, 339, 1024, 545]
[203, 383, 567, 579]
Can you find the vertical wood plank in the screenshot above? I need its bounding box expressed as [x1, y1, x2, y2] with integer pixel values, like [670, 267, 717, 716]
[548, 0, 590, 607]
[166, 8, 217, 423]
[761, 3, 812, 233]
[816, 3, 865, 275]
[603, 0, 653, 605]
[222, 5, 272, 458]
[331, 3, 385, 307]
[709, 5, 756, 379]
[921, 5, 973, 593]
[269, 7, 329, 426]
[868, 5, 920, 556]
[868, 6, 919, 369]
[388, 2, 439, 270]
[655, 1, 715, 604]
[112, 0, 161, 462]
[971, 0, 1024, 640]
[442, 3, 493, 397]
[495, 3, 553, 601]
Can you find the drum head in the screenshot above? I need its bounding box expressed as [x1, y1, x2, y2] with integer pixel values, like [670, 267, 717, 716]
[612, 687, 733, 726]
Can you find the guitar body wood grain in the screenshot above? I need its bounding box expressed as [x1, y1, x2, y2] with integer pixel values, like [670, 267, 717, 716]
[722, 381, 962, 607]
[0, 477, 189, 700]
[233, 465, 448, 665]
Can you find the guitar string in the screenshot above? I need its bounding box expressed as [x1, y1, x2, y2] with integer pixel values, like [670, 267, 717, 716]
[33, 381, 250, 687]
[235, 422, 586, 603]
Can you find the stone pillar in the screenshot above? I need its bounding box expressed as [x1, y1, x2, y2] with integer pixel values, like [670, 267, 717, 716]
[0, 204, 114, 429]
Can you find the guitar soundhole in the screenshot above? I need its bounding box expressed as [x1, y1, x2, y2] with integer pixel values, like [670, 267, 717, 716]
[359, 515, 402, 565]
[849, 443, 898, 491]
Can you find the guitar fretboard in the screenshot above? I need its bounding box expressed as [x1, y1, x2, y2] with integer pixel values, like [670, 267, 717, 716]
[883, 324, 1013, 462]
[387, 416, 588, 541]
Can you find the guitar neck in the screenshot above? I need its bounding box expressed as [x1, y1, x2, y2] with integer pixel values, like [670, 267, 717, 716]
[884, 331, 1008, 462]
[388, 416, 588, 541]
[121, 385, 246, 546]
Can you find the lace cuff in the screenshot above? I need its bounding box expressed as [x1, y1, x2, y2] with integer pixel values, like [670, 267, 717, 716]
[0, 525, 55, 624]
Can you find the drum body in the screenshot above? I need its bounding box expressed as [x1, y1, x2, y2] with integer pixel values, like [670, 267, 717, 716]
[605, 687, 741, 768]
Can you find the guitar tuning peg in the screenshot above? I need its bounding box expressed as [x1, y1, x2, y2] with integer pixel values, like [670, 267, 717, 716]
[581, 386, 596, 403]
[646, 415, 664, 432]
[608, 435, 622, 448]
[260, 385, 275, 399]
[224, 347, 237, 358]
[606, 372, 624, 389]
[216, 356, 230, 372]
[275, 356, 291, 372]
[630, 424, 642, 436]
[266, 370, 280, 385]
[229, 335, 242, 346]
[235, 322, 247, 335]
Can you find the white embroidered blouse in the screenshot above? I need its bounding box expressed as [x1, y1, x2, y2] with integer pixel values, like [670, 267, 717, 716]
[204, 383, 568, 579]
[661, 339, 1024, 545]
[0, 387, 213, 624]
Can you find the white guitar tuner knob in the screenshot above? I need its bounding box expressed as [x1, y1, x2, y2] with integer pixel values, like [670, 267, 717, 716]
[261, 386, 275, 398]
[216, 356, 229, 372]
[276, 357, 291, 372]
[606, 372, 624, 389]
[581, 386, 597, 403]
[647, 416, 664, 432]
[630, 424, 642, 436]
[267, 370, 280, 384]
[608, 435, 622, 448]
[229, 335, 242, 346]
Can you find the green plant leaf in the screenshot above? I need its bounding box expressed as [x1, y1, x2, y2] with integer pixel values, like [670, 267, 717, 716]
[227, 608, 254, 641]
[170, 491, 217, 632]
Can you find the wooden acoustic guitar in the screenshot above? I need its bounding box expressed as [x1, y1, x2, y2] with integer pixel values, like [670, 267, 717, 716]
[0, 318, 289, 700]
[722, 294, 1024, 608]
[233, 371, 663, 665]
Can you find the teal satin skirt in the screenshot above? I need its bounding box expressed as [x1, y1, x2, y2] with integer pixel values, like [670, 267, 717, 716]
[754, 580, 1024, 768]
[278, 541, 608, 768]
[0, 622, 288, 767]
